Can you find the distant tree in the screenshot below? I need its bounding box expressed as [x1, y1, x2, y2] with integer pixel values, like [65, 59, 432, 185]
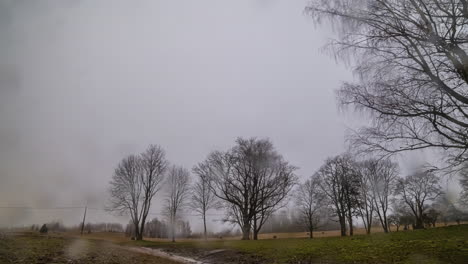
[177, 220, 192, 238]
[460, 164, 468, 205]
[400, 214, 415, 231]
[355, 162, 375, 234]
[108, 145, 167, 240]
[446, 203, 468, 224]
[125, 220, 135, 237]
[78, 222, 123, 233]
[45, 221, 65, 232]
[387, 214, 400, 232]
[262, 210, 304, 233]
[144, 218, 167, 238]
[433, 193, 458, 225]
[164, 165, 191, 242]
[391, 199, 415, 231]
[39, 224, 48, 234]
[307, 0, 468, 169]
[396, 170, 443, 229]
[296, 176, 326, 238]
[316, 154, 360, 236]
[204, 137, 297, 240]
[423, 208, 440, 228]
[191, 161, 221, 240]
[360, 159, 399, 233]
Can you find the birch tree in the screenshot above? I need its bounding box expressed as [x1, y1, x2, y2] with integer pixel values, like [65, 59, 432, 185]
[307, 0, 468, 169]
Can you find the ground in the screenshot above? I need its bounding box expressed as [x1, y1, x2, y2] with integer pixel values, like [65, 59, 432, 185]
[130, 225, 468, 264]
[1, 225, 468, 263]
[0, 232, 178, 264]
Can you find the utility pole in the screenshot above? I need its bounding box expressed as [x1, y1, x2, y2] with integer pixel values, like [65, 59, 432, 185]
[80, 206, 87, 235]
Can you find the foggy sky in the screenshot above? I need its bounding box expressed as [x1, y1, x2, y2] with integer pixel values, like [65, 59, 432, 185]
[0, 0, 451, 230]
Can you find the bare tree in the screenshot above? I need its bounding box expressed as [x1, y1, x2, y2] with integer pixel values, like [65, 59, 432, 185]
[204, 137, 297, 240]
[108, 145, 167, 240]
[396, 170, 443, 229]
[387, 214, 400, 232]
[423, 207, 440, 228]
[316, 154, 360, 236]
[360, 159, 399, 233]
[391, 198, 415, 231]
[460, 163, 468, 205]
[191, 161, 220, 240]
[355, 162, 374, 234]
[296, 176, 325, 238]
[164, 165, 190, 242]
[307, 0, 468, 168]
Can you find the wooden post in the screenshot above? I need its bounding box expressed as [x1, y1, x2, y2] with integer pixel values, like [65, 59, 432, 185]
[80, 206, 87, 235]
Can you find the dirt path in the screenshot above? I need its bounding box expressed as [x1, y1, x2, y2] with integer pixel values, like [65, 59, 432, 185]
[127, 247, 204, 263]
[124, 244, 265, 264]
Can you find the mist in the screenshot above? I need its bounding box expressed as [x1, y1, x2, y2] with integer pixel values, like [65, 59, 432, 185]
[2, 0, 429, 231]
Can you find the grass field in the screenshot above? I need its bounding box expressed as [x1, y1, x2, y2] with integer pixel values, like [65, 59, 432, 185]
[1, 225, 467, 263]
[129, 224, 468, 264]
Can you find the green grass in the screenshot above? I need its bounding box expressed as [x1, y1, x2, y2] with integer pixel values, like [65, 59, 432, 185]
[131, 225, 468, 264]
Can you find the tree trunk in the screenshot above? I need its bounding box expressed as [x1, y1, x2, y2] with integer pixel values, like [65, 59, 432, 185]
[171, 227, 175, 242]
[348, 213, 354, 236]
[171, 216, 176, 242]
[414, 217, 424, 229]
[309, 227, 313, 239]
[139, 222, 146, 241]
[134, 222, 142, 240]
[253, 215, 259, 240]
[382, 211, 389, 233]
[203, 214, 207, 241]
[339, 215, 346, 237]
[414, 207, 425, 229]
[241, 224, 250, 240]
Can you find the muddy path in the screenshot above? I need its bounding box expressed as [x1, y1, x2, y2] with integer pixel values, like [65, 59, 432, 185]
[126, 247, 204, 264]
[124, 245, 266, 264]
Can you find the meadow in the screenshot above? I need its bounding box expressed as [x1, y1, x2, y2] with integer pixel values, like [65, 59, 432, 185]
[1, 225, 467, 263]
[130, 224, 468, 264]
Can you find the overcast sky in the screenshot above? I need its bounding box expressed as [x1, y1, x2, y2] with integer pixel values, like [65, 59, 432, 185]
[1, 0, 451, 230]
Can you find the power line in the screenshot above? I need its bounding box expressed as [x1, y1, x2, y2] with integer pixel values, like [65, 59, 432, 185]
[0, 206, 85, 210]
[0, 206, 294, 218]
[0, 206, 226, 217]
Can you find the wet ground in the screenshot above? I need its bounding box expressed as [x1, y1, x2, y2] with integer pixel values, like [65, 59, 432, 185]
[0, 231, 179, 264]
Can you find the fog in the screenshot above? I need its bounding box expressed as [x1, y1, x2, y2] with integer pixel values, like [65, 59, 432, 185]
[0, 0, 457, 231]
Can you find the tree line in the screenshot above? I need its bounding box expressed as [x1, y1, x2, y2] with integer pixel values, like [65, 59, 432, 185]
[108, 138, 468, 241]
